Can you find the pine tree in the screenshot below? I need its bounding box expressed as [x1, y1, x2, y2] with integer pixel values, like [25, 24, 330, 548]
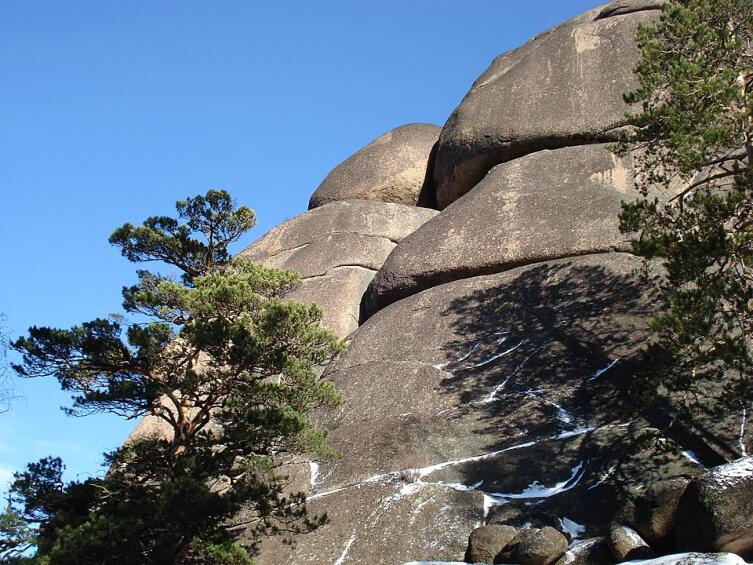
[614, 0, 753, 422]
[8, 191, 345, 563]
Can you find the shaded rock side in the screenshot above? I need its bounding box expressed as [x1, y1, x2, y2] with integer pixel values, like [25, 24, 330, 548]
[431, 0, 661, 208]
[308, 123, 441, 209]
[675, 458, 753, 559]
[363, 144, 645, 319]
[251, 253, 701, 565]
[240, 200, 437, 337]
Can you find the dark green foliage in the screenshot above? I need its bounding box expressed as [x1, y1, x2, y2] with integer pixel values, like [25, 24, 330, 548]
[8, 190, 344, 563]
[614, 0, 753, 420]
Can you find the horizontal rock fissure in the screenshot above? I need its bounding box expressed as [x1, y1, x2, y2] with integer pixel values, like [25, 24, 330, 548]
[363, 248, 633, 321]
[594, 2, 665, 21]
[301, 264, 378, 281]
[435, 128, 633, 209]
[248, 231, 400, 261]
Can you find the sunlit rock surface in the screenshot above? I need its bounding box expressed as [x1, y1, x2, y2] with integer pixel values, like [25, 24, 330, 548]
[363, 144, 646, 319]
[431, 0, 662, 208]
[309, 123, 441, 209]
[240, 200, 437, 338]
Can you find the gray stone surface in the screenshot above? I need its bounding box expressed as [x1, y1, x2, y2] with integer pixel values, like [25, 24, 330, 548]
[240, 200, 437, 337]
[251, 253, 700, 564]
[466, 525, 517, 563]
[431, 2, 661, 208]
[309, 123, 441, 209]
[675, 458, 753, 559]
[512, 527, 569, 565]
[632, 477, 691, 549]
[363, 144, 645, 319]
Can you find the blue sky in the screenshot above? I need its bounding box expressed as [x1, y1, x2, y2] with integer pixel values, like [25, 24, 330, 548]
[0, 0, 604, 484]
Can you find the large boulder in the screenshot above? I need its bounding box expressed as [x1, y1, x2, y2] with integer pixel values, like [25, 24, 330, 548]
[675, 458, 753, 559]
[466, 525, 517, 563]
[363, 144, 645, 319]
[240, 200, 437, 337]
[251, 253, 700, 564]
[511, 527, 569, 565]
[431, 1, 662, 208]
[308, 123, 441, 209]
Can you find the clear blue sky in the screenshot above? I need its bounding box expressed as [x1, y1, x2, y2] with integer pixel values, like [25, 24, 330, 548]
[0, 0, 604, 484]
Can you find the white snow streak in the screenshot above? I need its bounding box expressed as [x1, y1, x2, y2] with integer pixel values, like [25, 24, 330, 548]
[588, 359, 620, 381]
[740, 406, 748, 457]
[333, 529, 357, 565]
[560, 516, 586, 541]
[486, 461, 586, 501]
[467, 339, 524, 369]
[433, 341, 480, 370]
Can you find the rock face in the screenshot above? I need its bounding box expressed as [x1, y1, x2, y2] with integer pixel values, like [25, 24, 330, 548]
[240, 200, 437, 338]
[675, 458, 753, 559]
[431, 1, 662, 208]
[362, 144, 645, 318]
[308, 123, 441, 209]
[253, 253, 700, 564]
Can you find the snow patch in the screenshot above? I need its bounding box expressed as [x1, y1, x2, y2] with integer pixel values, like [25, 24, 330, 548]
[681, 450, 706, 469]
[309, 461, 319, 488]
[707, 457, 753, 489]
[622, 552, 749, 565]
[560, 516, 586, 541]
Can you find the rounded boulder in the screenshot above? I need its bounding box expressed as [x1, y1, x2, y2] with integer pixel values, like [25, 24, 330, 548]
[309, 123, 440, 209]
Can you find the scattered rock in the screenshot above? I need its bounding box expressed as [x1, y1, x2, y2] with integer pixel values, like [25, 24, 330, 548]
[466, 525, 517, 563]
[309, 123, 440, 209]
[675, 457, 753, 558]
[608, 524, 654, 561]
[553, 537, 614, 565]
[511, 526, 569, 565]
[431, 2, 661, 208]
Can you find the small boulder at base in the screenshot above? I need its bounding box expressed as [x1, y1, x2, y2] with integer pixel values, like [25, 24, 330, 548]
[632, 477, 691, 549]
[553, 538, 614, 565]
[466, 525, 517, 563]
[309, 123, 441, 209]
[608, 524, 654, 561]
[675, 457, 753, 558]
[512, 526, 569, 565]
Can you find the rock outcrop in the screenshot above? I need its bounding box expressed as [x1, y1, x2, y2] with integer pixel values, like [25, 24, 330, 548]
[240, 200, 436, 338]
[431, 0, 662, 208]
[123, 1, 753, 563]
[308, 123, 441, 209]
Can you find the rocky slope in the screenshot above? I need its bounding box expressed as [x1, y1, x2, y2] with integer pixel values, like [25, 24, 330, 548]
[128, 0, 753, 563]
